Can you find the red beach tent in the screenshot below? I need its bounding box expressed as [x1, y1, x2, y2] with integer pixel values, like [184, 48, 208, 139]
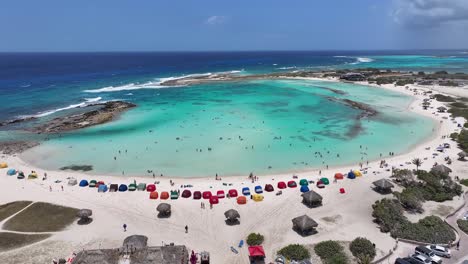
[248, 246, 265, 259]
[334, 173, 344, 180]
[265, 184, 274, 192]
[202, 191, 212, 199]
[209, 196, 219, 205]
[149, 191, 159, 199]
[193, 191, 202, 200]
[228, 189, 238, 198]
[160, 191, 169, 200]
[277, 181, 287, 189]
[217, 190, 225, 199]
[287, 181, 297, 188]
[146, 184, 156, 192]
[182, 190, 191, 198]
[237, 196, 247, 205]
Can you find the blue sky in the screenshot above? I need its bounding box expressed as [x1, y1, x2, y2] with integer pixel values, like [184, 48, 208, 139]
[1, 0, 467, 51]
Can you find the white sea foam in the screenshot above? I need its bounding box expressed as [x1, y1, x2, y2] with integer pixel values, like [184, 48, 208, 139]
[25, 97, 103, 118]
[350, 57, 374, 65]
[84, 70, 244, 93]
[276, 66, 297, 70]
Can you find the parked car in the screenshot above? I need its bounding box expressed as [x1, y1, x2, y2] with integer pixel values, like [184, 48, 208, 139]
[395, 257, 413, 264]
[427, 245, 451, 258]
[410, 254, 432, 264]
[415, 246, 442, 264]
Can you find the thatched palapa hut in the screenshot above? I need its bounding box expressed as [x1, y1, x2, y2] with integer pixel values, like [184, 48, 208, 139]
[77, 209, 93, 225]
[431, 164, 452, 175]
[372, 179, 394, 193]
[224, 209, 240, 225]
[301, 190, 323, 207]
[157, 203, 171, 217]
[292, 214, 318, 236]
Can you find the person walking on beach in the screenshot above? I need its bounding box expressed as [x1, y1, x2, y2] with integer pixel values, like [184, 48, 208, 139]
[185, 225, 188, 233]
[123, 224, 127, 232]
[456, 241, 460, 250]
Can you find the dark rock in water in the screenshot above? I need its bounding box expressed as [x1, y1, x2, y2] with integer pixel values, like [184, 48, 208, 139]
[0, 141, 40, 154]
[31, 101, 136, 134]
[0, 116, 37, 127]
[60, 165, 93, 171]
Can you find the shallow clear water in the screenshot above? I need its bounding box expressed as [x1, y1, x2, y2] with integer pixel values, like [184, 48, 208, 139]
[20, 79, 435, 177]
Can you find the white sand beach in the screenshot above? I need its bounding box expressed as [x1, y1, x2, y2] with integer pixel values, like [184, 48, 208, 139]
[1, 80, 467, 264]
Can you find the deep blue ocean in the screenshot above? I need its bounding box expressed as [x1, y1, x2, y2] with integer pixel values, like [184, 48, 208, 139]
[1, 50, 468, 121]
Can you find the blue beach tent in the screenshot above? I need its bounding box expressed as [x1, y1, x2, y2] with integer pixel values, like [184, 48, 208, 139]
[79, 180, 89, 187]
[118, 184, 128, 192]
[300, 185, 310, 193]
[98, 184, 108, 193]
[347, 171, 356, 179]
[7, 169, 16, 176]
[242, 187, 251, 196]
[254, 185, 263, 194]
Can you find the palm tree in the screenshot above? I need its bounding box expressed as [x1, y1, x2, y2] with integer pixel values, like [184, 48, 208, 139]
[412, 158, 422, 172]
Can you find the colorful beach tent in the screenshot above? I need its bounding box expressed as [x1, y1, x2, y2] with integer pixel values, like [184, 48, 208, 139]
[0, 162, 8, 168]
[320, 178, 330, 185]
[160, 191, 169, 200]
[242, 187, 251, 196]
[193, 191, 202, 200]
[300, 185, 310, 193]
[277, 182, 287, 189]
[252, 194, 264, 202]
[353, 170, 362, 177]
[182, 190, 192, 198]
[170, 191, 179, 199]
[254, 186, 263, 194]
[228, 189, 238, 198]
[7, 169, 16, 176]
[89, 180, 97, 188]
[96, 181, 105, 187]
[210, 196, 219, 205]
[248, 246, 265, 258]
[79, 180, 89, 187]
[299, 179, 309, 186]
[287, 181, 297, 188]
[109, 184, 118, 192]
[334, 173, 344, 180]
[146, 184, 156, 192]
[98, 184, 108, 193]
[118, 184, 128, 192]
[316, 180, 325, 189]
[347, 171, 356, 179]
[150, 191, 159, 199]
[28, 172, 38, 179]
[265, 184, 274, 192]
[128, 183, 137, 191]
[137, 183, 146, 191]
[237, 196, 247, 205]
[17, 171, 25, 179]
[217, 190, 225, 198]
[203, 191, 212, 199]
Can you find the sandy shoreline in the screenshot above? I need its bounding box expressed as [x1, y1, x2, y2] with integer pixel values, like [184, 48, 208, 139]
[1, 78, 467, 264]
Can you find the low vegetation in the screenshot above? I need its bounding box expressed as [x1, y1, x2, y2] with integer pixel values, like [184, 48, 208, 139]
[451, 130, 468, 153]
[314, 240, 348, 264]
[277, 244, 310, 261]
[349, 237, 376, 263]
[0, 232, 50, 251]
[3, 202, 79, 232]
[246, 233, 264, 246]
[458, 219, 468, 234]
[0, 201, 32, 222]
[372, 199, 456, 243]
[460, 179, 468, 187]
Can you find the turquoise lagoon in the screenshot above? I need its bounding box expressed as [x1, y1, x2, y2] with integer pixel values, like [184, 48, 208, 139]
[20, 79, 435, 177]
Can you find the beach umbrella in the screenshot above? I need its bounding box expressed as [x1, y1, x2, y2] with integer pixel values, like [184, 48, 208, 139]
[302, 190, 323, 207]
[292, 215, 318, 235]
[224, 209, 240, 221]
[431, 164, 452, 175]
[299, 179, 309, 186]
[372, 179, 394, 190]
[156, 203, 171, 214]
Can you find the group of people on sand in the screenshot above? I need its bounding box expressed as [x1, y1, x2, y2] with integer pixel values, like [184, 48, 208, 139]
[200, 202, 213, 209]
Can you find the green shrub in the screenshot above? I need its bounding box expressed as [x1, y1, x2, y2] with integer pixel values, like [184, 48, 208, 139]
[326, 252, 348, 264]
[371, 199, 406, 232]
[349, 237, 376, 261]
[314, 240, 343, 260]
[416, 170, 462, 202]
[391, 216, 455, 244]
[457, 219, 468, 234]
[393, 188, 424, 213]
[460, 179, 468, 187]
[246, 233, 264, 246]
[433, 94, 456, 102]
[278, 244, 310, 261]
[450, 102, 467, 108]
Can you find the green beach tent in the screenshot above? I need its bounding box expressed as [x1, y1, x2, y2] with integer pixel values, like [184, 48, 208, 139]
[170, 191, 179, 200]
[320, 177, 330, 185]
[137, 183, 146, 191]
[128, 183, 137, 191]
[89, 180, 97, 188]
[299, 179, 309, 186]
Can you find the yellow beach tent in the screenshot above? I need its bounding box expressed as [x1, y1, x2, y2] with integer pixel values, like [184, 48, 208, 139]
[28, 172, 38, 179]
[353, 170, 362, 177]
[252, 194, 264, 202]
[0, 162, 8, 168]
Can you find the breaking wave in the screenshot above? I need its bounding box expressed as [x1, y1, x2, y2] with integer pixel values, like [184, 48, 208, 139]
[24, 97, 103, 118]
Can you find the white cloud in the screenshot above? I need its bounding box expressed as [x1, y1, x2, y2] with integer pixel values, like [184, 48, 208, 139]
[204, 16, 227, 25]
[393, 0, 468, 28]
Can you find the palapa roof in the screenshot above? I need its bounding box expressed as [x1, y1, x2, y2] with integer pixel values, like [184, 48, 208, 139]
[437, 106, 447, 111]
[156, 203, 171, 213]
[224, 209, 240, 220]
[431, 164, 452, 175]
[292, 215, 318, 231]
[301, 190, 323, 203]
[372, 179, 394, 189]
[77, 209, 92, 218]
[123, 235, 148, 250]
[458, 151, 467, 158]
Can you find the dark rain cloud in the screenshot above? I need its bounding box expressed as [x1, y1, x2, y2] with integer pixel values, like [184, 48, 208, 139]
[393, 0, 468, 28]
